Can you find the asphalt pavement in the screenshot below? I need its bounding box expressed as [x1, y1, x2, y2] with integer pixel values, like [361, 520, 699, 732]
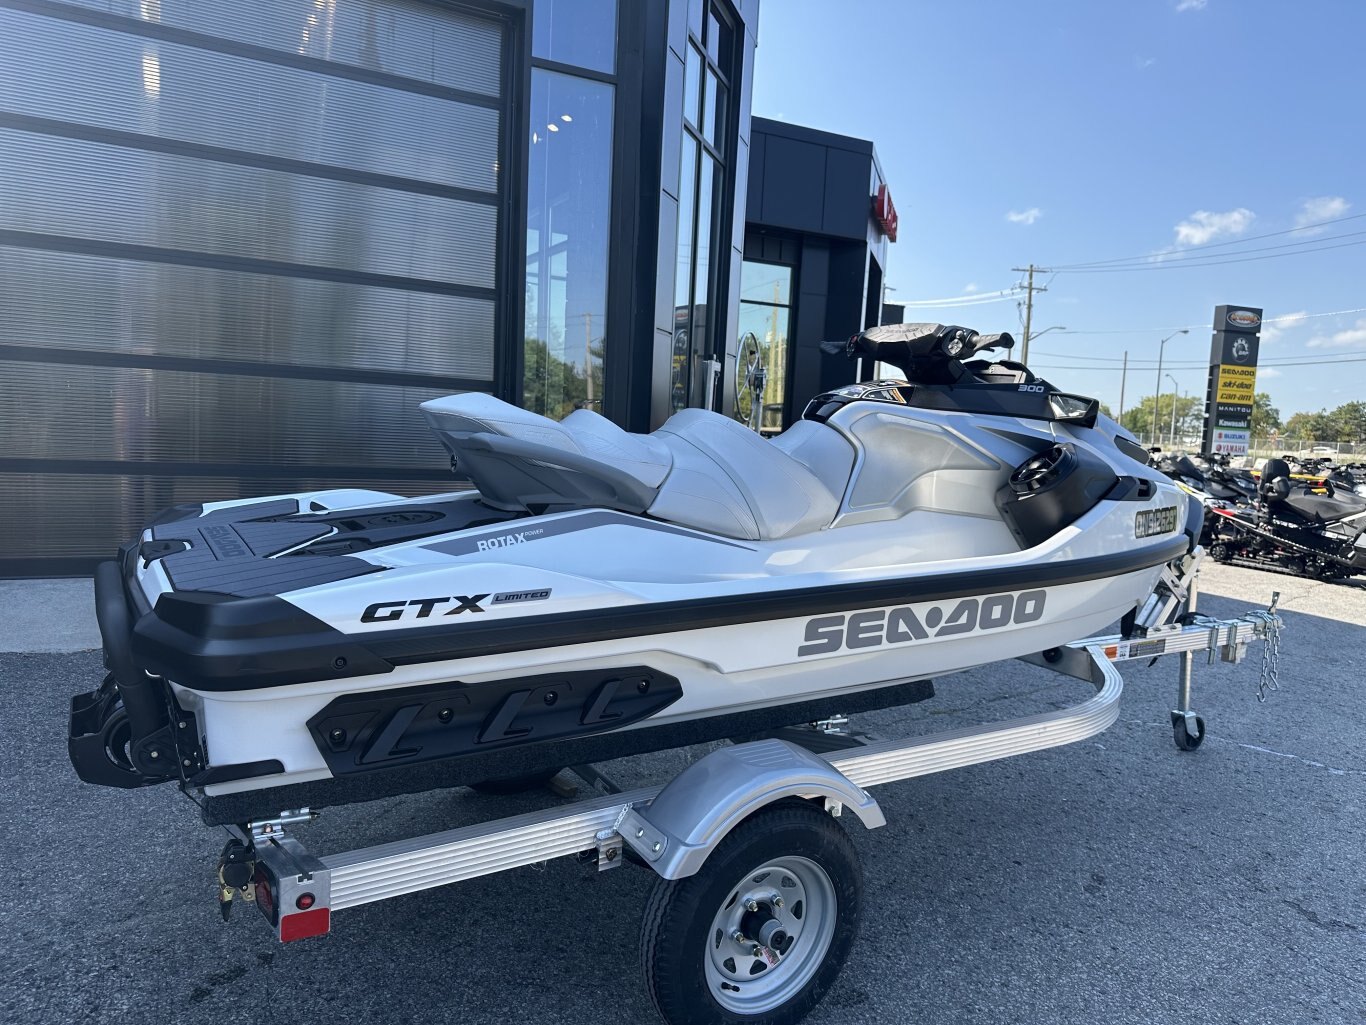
[1, 562, 1363, 1025]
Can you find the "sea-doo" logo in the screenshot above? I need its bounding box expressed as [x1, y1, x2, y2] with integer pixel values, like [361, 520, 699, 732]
[361, 595, 489, 622]
[476, 528, 545, 552]
[1134, 506, 1179, 538]
[797, 589, 1047, 657]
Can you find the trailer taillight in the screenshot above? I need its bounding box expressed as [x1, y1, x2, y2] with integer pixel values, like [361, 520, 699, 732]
[280, 907, 331, 942]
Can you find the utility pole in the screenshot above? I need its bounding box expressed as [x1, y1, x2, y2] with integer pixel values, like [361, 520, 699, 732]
[1118, 351, 1128, 422]
[1010, 264, 1050, 365]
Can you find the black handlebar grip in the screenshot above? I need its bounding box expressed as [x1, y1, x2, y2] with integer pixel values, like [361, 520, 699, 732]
[972, 332, 1015, 353]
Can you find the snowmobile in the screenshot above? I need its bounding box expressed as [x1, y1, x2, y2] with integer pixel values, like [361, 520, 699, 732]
[68, 324, 1202, 825]
[1207, 457, 1366, 579]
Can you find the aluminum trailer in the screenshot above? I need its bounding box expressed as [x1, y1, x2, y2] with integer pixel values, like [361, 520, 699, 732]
[214, 585, 1281, 1025]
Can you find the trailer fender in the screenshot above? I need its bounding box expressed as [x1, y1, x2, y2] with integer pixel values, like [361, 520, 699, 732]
[617, 739, 884, 880]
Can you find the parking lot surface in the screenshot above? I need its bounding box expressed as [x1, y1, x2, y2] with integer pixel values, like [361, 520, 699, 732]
[1, 562, 1363, 1025]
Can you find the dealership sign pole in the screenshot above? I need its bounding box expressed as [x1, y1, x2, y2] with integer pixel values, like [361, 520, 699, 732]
[1202, 305, 1261, 457]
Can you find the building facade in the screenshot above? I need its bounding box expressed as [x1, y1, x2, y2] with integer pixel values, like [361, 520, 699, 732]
[0, 1, 896, 576]
[0, 0, 760, 574]
[740, 117, 897, 433]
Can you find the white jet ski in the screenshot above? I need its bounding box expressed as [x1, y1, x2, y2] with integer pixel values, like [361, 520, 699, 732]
[68, 324, 1202, 825]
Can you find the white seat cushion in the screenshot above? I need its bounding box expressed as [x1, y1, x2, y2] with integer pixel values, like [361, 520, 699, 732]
[652, 411, 849, 540]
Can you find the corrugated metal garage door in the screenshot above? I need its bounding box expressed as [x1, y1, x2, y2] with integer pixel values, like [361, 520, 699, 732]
[0, 0, 508, 574]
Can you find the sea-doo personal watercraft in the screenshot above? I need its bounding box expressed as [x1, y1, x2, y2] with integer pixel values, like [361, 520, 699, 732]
[1207, 457, 1366, 579]
[69, 324, 1202, 824]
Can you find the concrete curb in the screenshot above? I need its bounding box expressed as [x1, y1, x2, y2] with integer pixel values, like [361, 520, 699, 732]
[0, 578, 99, 653]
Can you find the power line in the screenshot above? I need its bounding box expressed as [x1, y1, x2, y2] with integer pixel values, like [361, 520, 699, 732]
[1031, 348, 1366, 364]
[1049, 307, 1366, 337]
[1061, 236, 1366, 274]
[1051, 210, 1366, 270]
[1058, 228, 1366, 272]
[1030, 356, 1366, 372]
[896, 287, 1022, 308]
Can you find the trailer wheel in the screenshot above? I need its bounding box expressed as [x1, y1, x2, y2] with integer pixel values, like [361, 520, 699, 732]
[639, 799, 862, 1025]
[1171, 711, 1205, 752]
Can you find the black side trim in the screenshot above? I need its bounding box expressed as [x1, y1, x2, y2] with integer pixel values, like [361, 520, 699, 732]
[196, 678, 936, 826]
[132, 591, 395, 691]
[308, 667, 682, 776]
[140, 537, 1190, 693]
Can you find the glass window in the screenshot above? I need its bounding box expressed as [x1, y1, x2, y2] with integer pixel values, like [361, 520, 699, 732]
[737, 260, 794, 435]
[740, 262, 792, 304]
[531, 0, 617, 74]
[703, 70, 725, 150]
[684, 45, 702, 129]
[670, 1, 738, 413]
[524, 69, 614, 419]
[675, 135, 698, 311]
[706, 10, 733, 67]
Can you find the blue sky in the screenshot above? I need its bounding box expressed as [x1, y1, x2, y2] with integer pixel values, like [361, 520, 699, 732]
[750, 0, 1366, 420]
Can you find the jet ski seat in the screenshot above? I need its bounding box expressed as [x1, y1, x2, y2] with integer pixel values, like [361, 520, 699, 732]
[420, 394, 853, 541]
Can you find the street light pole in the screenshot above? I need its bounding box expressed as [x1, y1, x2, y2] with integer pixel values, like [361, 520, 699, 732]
[1166, 373, 1180, 448]
[1154, 329, 1189, 444]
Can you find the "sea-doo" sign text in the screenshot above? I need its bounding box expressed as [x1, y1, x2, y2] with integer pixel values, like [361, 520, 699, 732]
[797, 589, 1047, 657]
[1134, 506, 1179, 538]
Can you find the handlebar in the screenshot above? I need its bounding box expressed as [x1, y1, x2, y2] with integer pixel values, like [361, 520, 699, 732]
[820, 324, 1016, 383]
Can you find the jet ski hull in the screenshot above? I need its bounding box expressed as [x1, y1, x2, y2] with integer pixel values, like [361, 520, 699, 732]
[70, 481, 1189, 824]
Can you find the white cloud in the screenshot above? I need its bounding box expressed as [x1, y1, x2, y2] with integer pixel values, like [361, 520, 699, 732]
[1173, 208, 1255, 246]
[1307, 317, 1366, 349]
[1293, 196, 1351, 235]
[962, 283, 979, 294]
[1259, 310, 1308, 344]
[1006, 208, 1042, 225]
[1176, 0, 1207, 10]
[1258, 367, 1283, 379]
[1135, 56, 1157, 70]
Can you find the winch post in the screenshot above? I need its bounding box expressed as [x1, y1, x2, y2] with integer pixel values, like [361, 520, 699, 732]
[1170, 573, 1205, 750]
[1176, 574, 1198, 715]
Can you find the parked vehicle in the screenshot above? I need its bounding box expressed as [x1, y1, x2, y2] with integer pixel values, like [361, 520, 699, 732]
[1207, 457, 1366, 579]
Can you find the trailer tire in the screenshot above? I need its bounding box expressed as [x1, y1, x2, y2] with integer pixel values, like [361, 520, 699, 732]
[639, 798, 862, 1025]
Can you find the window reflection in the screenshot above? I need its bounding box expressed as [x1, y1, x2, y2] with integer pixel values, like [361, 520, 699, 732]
[532, 0, 617, 74]
[669, 4, 736, 413]
[738, 261, 793, 435]
[524, 69, 614, 420]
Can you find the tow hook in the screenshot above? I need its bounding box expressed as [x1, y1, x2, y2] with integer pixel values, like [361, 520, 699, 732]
[216, 838, 257, 921]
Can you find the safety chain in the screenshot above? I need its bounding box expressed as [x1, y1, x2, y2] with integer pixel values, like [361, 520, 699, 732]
[1246, 608, 1283, 703]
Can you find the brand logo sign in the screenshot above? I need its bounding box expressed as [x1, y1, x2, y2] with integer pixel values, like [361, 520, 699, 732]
[872, 183, 899, 242]
[1226, 309, 1261, 330]
[1134, 506, 1179, 538]
[1215, 364, 1257, 404]
[491, 589, 551, 605]
[1230, 337, 1251, 362]
[201, 523, 248, 560]
[360, 594, 490, 622]
[476, 528, 545, 552]
[797, 589, 1046, 657]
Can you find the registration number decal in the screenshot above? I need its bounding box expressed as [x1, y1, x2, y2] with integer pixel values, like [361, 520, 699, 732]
[1134, 506, 1179, 538]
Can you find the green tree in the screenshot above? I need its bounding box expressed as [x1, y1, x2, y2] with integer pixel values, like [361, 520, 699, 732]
[1248, 392, 1281, 438]
[1331, 400, 1366, 443]
[1120, 393, 1202, 444]
[1284, 409, 1336, 442]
